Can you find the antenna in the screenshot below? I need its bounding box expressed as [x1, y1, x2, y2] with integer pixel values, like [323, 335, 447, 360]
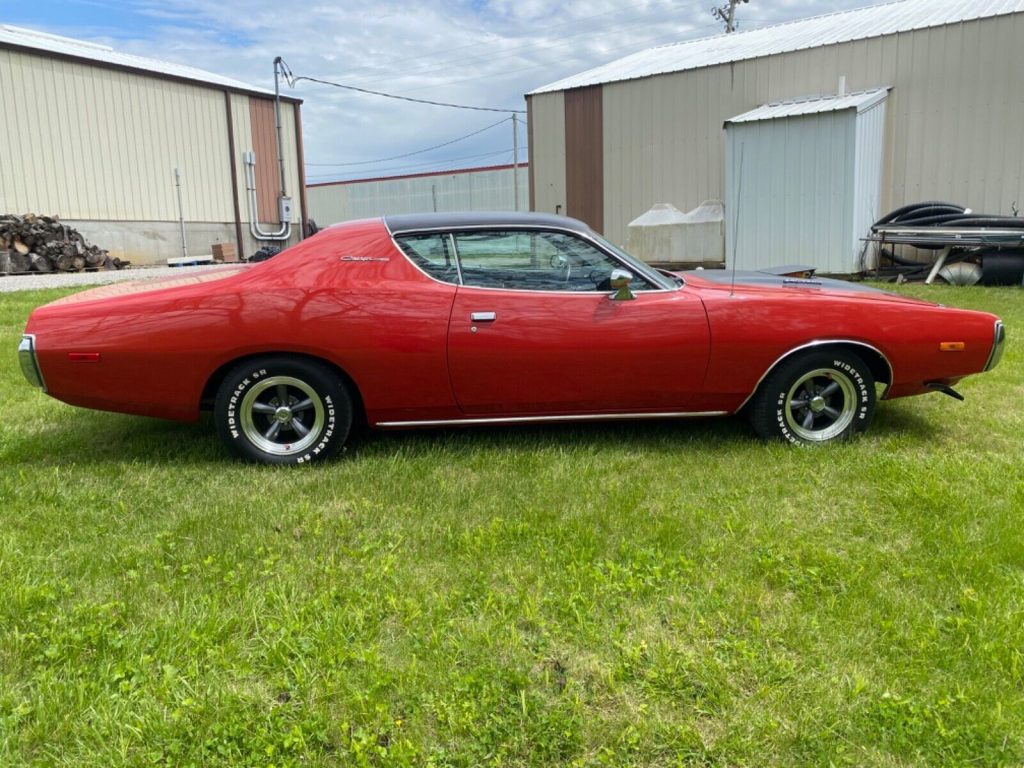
[730, 142, 744, 297]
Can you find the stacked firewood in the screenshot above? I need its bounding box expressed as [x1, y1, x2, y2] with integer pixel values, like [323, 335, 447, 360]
[0, 213, 128, 274]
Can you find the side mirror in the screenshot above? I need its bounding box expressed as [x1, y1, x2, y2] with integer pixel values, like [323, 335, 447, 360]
[608, 268, 636, 301]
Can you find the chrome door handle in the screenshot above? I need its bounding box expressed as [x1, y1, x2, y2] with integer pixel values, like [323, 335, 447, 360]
[470, 311, 497, 322]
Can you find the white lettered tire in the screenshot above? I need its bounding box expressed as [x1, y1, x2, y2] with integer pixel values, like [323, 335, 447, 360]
[214, 356, 353, 464]
[750, 350, 875, 445]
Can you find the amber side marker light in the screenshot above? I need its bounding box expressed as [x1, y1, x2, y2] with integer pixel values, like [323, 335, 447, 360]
[939, 342, 965, 352]
[68, 352, 101, 363]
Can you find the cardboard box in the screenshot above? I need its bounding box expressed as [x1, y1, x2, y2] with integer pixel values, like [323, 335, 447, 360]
[212, 243, 237, 262]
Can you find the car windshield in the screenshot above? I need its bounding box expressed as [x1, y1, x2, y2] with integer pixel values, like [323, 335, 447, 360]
[591, 233, 678, 290]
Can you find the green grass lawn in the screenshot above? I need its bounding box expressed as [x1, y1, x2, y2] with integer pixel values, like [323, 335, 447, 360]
[1, 284, 1022, 767]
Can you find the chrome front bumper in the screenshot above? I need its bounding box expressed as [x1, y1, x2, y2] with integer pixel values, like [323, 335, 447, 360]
[18, 334, 46, 391]
[985, 321, 1006, 372]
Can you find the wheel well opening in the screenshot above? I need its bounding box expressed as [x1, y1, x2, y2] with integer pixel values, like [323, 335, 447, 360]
[201, 353, 367, 426]
[775, 343, 892, 390]
[742, 342, 893, 414]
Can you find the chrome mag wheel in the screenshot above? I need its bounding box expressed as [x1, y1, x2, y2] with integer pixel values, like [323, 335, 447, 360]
[782, 368, 858, 442]
[749, 350, 876, 446]
[239, 375, 325, 456]
[215, 356, 353, 464]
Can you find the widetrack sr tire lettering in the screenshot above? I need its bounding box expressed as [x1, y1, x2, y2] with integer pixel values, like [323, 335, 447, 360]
[750, 350, 876, 446]
[214, 357, 353, 465]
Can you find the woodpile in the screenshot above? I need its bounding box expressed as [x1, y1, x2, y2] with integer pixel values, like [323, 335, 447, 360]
[0, 213, 128, 274]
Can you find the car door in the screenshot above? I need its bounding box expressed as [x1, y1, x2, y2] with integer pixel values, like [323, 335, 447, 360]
[446, 229, 711, 415]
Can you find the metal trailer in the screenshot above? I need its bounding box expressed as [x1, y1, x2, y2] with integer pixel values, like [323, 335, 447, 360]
[867, 226, 1024, 285]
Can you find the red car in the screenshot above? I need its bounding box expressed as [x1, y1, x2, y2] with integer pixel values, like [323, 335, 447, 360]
[19, 213, 1005, 464]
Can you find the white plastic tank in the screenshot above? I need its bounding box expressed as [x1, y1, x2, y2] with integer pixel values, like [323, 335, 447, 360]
[626, 201, 725, 265]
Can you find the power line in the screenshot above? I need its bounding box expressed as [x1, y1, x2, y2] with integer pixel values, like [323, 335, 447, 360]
[305, 117, 511, 167]
[288, 73, 525, 114]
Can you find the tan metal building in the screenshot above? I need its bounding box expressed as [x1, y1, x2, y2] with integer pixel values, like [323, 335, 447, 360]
[307, 164, 529, 226]
[0, 25, 307, 265]
[527, 0, 1024, 256]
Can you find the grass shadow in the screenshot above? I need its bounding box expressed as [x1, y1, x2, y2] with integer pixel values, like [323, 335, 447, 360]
[3, 411, 228, 467]
[869, 401, 942, 440]
[6, 401, 942, 468]
[349, 413, 758, 458]
[8, 410, 753, 467]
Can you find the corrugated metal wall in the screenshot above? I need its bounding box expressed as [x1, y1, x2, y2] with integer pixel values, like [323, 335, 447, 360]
[564, 86, 603, 232]
[725, 98, 886, 274]
[853, 99, 887, 267]
[0, 47, 234, 221]
[307, 166, 529, 226]
[226, 94, 300, 224]
[726, 111, 858, 273]
[528, 92, 566, 214]
[529, 13, 1024, 247]
[0, 45, 305, 262]
[249, 97, 281, 223]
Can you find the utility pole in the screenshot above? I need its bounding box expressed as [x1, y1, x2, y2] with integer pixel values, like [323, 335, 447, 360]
[712, 0, 749, 33]
[512, 113, 520, 212]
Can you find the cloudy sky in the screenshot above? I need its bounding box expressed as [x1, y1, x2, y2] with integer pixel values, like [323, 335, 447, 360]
[5, 0, 873, 182]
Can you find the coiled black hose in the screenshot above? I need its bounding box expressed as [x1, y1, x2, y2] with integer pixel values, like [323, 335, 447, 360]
[873, 202, 965, 228]
[874, 202, 1024, 230]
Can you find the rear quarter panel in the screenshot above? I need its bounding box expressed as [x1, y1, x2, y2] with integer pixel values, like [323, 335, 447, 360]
[690, 279, 999, 408]
[26, 220, 458, 422]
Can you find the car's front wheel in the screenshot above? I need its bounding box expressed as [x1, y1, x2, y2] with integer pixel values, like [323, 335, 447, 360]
[750, 350, 875, 445]
[214, 356, 352, 464]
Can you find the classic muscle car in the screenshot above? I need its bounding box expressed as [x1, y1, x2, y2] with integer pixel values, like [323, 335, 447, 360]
[19, 212, 1005, 464]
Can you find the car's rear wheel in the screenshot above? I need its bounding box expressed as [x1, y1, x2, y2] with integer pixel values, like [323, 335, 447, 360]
[214, 356, 352, 464]
[750, 350, 875, 445]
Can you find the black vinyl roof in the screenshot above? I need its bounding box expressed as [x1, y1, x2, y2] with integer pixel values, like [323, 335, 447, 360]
[384, 211, 592, 235]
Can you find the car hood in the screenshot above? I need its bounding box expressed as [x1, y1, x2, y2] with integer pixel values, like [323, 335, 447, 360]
[679, 269, 936, 305]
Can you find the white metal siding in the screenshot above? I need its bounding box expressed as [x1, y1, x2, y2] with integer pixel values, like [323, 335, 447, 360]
[538, 12, 1024, 246]
[729, 88, 889, 122]
[0, 47, 235, 222]
[307, 166, 529, 226]
[853, 99, 887, 269]
[726, 110, 859, 273]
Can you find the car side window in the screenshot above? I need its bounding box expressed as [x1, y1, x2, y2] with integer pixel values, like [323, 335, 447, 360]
[394, 234, 459, 284]
[454, 230, 650, 292]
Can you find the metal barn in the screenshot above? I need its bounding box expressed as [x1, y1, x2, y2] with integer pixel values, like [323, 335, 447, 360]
[526, 0, 1024, 272]
[0, 25, 306, 265]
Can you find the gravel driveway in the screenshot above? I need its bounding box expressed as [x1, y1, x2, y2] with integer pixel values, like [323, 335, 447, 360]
[1, 264, 240, 293]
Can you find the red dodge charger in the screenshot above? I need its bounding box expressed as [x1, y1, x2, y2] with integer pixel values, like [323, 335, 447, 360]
[19, 213, 1005, 464]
